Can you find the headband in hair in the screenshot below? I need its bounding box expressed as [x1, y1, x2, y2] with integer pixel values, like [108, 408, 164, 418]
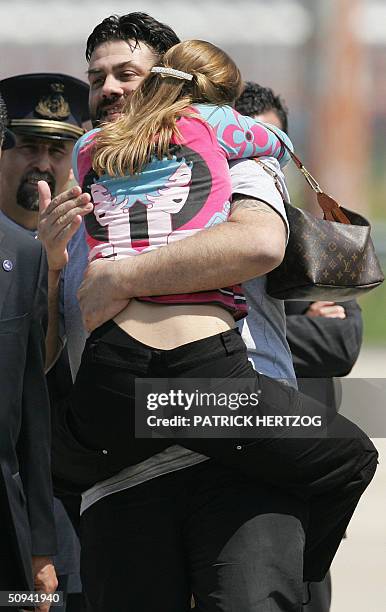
[150, 66, 193, 81]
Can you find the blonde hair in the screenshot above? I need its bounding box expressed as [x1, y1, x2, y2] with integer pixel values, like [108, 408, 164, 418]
[93, 40, 243, 176]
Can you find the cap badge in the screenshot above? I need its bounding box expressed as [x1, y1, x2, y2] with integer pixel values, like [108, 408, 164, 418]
[35, 83, 70, 120]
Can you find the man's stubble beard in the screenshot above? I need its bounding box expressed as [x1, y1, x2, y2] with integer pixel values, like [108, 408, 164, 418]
[91, 93, 126, 126]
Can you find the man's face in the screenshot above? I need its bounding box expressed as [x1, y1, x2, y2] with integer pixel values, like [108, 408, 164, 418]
[87, 40, 157, 125]
[0, 134, 73, 215]
[254, 110, 284, 131]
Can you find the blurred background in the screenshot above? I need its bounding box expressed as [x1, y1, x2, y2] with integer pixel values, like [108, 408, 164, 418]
[1, 0, 385, 346]
[0, 1, 385, 610]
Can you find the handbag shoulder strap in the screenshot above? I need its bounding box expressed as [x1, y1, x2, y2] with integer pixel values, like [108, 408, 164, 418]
[260, 124, 351, 225]
[253, 159, 287, 202]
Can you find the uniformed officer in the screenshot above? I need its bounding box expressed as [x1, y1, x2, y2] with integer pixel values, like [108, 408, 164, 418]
[0, 91, 58, 612]
[0, 74, 89, 611]
[0, 73, 89, 232]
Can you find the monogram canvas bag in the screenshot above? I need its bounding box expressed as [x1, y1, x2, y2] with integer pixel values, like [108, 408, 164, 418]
[258, 137, 384, 301]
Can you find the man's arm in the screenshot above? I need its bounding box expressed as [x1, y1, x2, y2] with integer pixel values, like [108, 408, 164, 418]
[44, 269, 62, 370]
[37, 181, 92, 368]
[78, 196, 287, 330]
[285, 300, 363, 378]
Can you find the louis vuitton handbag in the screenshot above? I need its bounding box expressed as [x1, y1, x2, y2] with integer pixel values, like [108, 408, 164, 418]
[259, 135, 384, 300]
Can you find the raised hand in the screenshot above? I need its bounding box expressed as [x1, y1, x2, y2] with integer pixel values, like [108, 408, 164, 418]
[38, 181, 93, 270]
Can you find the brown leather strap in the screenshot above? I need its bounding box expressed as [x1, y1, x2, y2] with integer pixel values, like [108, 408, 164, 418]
[316, 193, 351, 223]
[256, 123, 351, 225]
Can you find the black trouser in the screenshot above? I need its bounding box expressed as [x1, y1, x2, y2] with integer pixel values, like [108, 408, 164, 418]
[80, 461, 306, 612]
[67, 322, 377, 583]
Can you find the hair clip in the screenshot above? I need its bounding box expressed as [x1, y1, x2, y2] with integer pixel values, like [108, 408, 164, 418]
[150, 66, 193, 81]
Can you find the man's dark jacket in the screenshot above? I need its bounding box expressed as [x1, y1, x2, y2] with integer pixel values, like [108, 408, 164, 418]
[0, 216, 56, 590]
[285, 300, 363, 407]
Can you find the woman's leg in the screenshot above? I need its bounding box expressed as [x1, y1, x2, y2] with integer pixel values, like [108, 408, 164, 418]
[183, 461, 305, 612]
[187, 377, 377, 581]
[164, 329, 378, 582]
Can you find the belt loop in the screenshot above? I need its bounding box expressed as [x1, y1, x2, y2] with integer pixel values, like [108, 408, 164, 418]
[220, 329, 239, 356]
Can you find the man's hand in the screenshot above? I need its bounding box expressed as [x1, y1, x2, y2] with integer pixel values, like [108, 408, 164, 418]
[77, 259, 130, 332]
[38, 181, 93, 270]
[31, 556, 58, 612]
[306, 301, 346, 319]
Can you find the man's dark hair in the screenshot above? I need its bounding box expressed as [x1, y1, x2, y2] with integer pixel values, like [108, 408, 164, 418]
[86, 12, 180, 61]
[235, 81, 289, 134]
[0, 93, 7, 143]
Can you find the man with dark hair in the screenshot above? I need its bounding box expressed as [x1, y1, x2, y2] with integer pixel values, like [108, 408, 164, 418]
[235, 82, 364, 612]
[85, 13, 180, 125]
[37, 14, 311, 611]
[0, 93, 58, 611]
[236, 81, 289, 134]
[86, 12, 180, 61]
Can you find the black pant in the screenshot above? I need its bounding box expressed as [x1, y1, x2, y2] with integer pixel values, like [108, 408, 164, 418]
[68, 322, 377, 583]
[80, 461, 306, 612]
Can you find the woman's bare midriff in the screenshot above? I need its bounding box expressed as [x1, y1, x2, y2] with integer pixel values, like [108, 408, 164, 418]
[113, 299, 235, 349]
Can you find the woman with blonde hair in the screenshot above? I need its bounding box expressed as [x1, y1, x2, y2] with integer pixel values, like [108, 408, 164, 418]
[70, 39, 377, 611]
